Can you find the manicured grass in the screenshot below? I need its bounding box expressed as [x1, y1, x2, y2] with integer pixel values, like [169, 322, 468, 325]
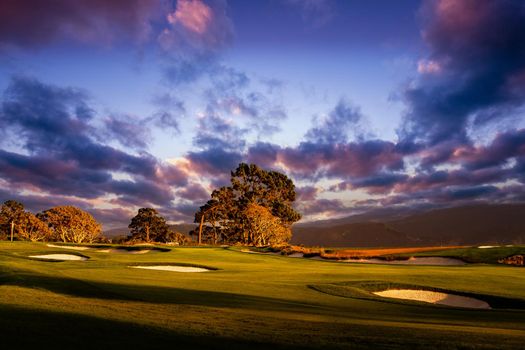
[406, 245, 525, 263]
[1, 241, 525, 349]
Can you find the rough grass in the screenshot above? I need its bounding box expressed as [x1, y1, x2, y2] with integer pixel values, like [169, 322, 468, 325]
[323, 246, 466, 259]
[1, 242, 525, 349]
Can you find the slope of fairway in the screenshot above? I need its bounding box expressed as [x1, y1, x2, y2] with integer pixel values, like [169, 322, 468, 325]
[1, 242, 525, 349]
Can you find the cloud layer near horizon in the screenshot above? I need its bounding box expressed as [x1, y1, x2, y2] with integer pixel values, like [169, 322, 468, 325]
[1, 0, 525, 228]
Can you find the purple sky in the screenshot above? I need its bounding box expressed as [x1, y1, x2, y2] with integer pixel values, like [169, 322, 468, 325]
[1, 0, 525, 228]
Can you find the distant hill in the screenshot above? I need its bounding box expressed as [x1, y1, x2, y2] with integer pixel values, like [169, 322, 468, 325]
[291, 204, 525, 247]
[104, 227, 129, 238]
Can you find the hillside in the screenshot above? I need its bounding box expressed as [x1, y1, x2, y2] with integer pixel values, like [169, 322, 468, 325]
[292, 204, 525, 247]
[291, 222, 416, 247]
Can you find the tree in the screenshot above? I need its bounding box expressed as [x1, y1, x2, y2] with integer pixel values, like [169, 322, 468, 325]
[194, 163, 301, 246]
[17, 212, 52, 242]
[244, 203, 291, 246]
[163, 230, 190, 245]
[128, 208, 169, 243]
[0, 200, 25, 241]
[38, 206, 102, 243]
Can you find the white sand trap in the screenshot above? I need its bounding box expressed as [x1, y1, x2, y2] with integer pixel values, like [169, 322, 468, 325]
[47, 244, 90, 251]
[131, 265, 210, 272]
[348, 257, 466, 266]
[478, 245, 498, 249]
[288, 253, 304, 258]
[30, 254, 88, 261]
[374, 289, 491, 309]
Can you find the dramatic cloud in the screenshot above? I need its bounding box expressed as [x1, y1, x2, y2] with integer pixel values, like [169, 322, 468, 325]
[0, 77, 186, 214]
[1, 0, 525, 227]
[103, 115, 150, 150]
[0, 0, 159, 48]
[400, 0, 525, 146]
[277, 140, 404, 180]
[158, 0, 233, 52]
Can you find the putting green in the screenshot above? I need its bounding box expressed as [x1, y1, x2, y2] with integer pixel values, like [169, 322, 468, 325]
[1, 241, 524, 349]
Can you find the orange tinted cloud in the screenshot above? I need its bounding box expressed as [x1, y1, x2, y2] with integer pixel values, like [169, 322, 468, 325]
[168, 0, 213, 34]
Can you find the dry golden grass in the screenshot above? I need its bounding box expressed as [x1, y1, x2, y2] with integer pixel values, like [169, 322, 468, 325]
[321, 246, 466, 259]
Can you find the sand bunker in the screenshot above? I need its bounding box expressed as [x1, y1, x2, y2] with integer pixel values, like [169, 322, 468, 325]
[287, 253, 304, 258]
[347, 257, 466, 266]
[478, 245, 498, 249]
[29, 254, 88, 261]
[46, 244, 90, 251]
[131, 265, 210, 272]
[374, 289, 491, 309]
[99, 248, 151, 254]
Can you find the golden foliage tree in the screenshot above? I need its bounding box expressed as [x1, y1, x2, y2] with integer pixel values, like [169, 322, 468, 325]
[244, 203, 291, 246]
[38, 206, 102, 243]
[194, 163, 301, 245]
[0, 200, 25, 240]
[17, 212, 52, 242]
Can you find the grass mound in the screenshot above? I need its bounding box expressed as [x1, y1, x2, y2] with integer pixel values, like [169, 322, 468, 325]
[309, 280, 525, 309]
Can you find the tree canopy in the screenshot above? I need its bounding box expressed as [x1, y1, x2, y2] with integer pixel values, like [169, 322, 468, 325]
[0, 200, 25, 240]
[38, 206, 102, 243]
[193, 163, 301, 246]
[128, 208, 170, 243]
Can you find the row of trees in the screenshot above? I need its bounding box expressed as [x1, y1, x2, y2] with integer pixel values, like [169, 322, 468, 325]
[1, 163, 301, 246]
[0, 200, 189, 244]
[0, 201, 102, 243]
[191, 163, 301, 246]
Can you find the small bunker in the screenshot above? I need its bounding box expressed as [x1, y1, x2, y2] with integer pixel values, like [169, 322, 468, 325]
[29, 254, 88, 261]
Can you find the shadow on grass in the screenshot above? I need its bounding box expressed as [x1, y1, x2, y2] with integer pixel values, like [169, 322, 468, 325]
[0, 267, 322, 314]
[309, 280, 525, 310]
[0, 304, 308, 350]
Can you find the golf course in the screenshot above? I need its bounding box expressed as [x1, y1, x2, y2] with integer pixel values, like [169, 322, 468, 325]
[1, 242, 525, 349]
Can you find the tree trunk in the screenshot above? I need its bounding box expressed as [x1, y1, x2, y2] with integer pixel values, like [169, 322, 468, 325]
[10, 221, 14, 242]
[198, 214, 204, 245]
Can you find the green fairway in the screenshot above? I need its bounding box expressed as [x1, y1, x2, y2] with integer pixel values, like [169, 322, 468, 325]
[1, 242, 525, 349]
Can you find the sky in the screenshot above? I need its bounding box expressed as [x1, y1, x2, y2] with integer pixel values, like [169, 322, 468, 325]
[1, 0, 525, 229]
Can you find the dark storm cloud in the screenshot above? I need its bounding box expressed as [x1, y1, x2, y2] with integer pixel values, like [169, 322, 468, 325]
[246, 142, 279, 169]
[278, 140, 404, 180]
[176, 182, 210, 202]
[295, 186, 319, 201]
[0, 187, 92, 213]
[0, 0, 159, 48]
[186, 148, 242, 179]
[0, 77, 185, 208]
[400, 0, 525, 146]
[455, 129, 525, 171]
[103, 115, 151, 150]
